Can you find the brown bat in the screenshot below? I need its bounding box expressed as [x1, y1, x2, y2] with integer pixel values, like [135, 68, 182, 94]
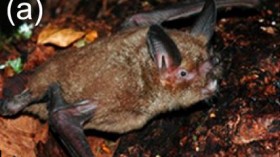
[0, 0, 259, 156]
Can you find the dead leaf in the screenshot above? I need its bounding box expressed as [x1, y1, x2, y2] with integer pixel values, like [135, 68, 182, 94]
[37, 25, 60, 43]
[85, 30, 99, 42]
[4, 66, 15, 77]
[0, 116, 48, 157]
[88, 136, 119, 157]
[260, 26, 277, 35]
[232, 114, 280, 145]
[23, 45, 55, 70]
[38, 25, 85, 47]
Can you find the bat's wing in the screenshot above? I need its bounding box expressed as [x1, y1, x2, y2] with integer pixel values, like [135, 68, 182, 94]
[122, 0, 259, 28]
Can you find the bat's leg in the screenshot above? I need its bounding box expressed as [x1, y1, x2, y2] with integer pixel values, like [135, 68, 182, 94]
[48, 83, 97, 157]
[122, 0, 259, 27]
[0, 72, 34, 116]
[0, 90, 33, 116]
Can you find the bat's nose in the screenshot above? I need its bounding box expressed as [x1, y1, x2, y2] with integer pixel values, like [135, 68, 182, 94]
[199, 61, 213, 76]
[210, 56, 220, 66]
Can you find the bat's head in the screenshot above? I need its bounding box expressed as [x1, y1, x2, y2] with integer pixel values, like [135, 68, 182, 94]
[147, 0, 219, 103]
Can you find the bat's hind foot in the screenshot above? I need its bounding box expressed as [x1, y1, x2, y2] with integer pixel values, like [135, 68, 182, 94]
[48, 83, 97, 157]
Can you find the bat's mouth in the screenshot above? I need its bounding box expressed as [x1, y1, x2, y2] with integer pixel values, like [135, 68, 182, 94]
[200, 56, 222, 95]
[201, 79, 218, 95]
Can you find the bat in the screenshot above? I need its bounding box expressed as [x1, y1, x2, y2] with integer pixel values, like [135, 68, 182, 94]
[0, 0, 259, 156]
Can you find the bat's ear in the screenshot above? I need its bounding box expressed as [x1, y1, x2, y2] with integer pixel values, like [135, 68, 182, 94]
[147, 25, 181, 72]
[191, 0, 217, 46]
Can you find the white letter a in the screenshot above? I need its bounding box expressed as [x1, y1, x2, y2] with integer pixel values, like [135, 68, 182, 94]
[17, 2, 32, 20]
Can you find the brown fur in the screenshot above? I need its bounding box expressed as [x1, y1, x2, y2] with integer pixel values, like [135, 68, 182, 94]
[23, 27, 214, 133]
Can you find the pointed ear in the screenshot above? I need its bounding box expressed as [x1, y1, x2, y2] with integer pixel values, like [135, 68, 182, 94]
[191, 0, 217, 45]
[147, 25, 182, 71]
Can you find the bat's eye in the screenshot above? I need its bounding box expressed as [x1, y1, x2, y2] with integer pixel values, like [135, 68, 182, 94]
[178, 69, 188, 78]
[180, 70, 187, 77]
[176, 68, 196, 81]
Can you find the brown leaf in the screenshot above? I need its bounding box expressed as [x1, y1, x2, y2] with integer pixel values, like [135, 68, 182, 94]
[85, 30, 99, 43]
[88, 136, 119, 157]
[4, 66, 15, 77]
[23, 45, 55, 70]
[0, 116, 48, 157]
[38, 25, 85, 47]
[260, 26, 277, 35]
[232, 114, 280, 145]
